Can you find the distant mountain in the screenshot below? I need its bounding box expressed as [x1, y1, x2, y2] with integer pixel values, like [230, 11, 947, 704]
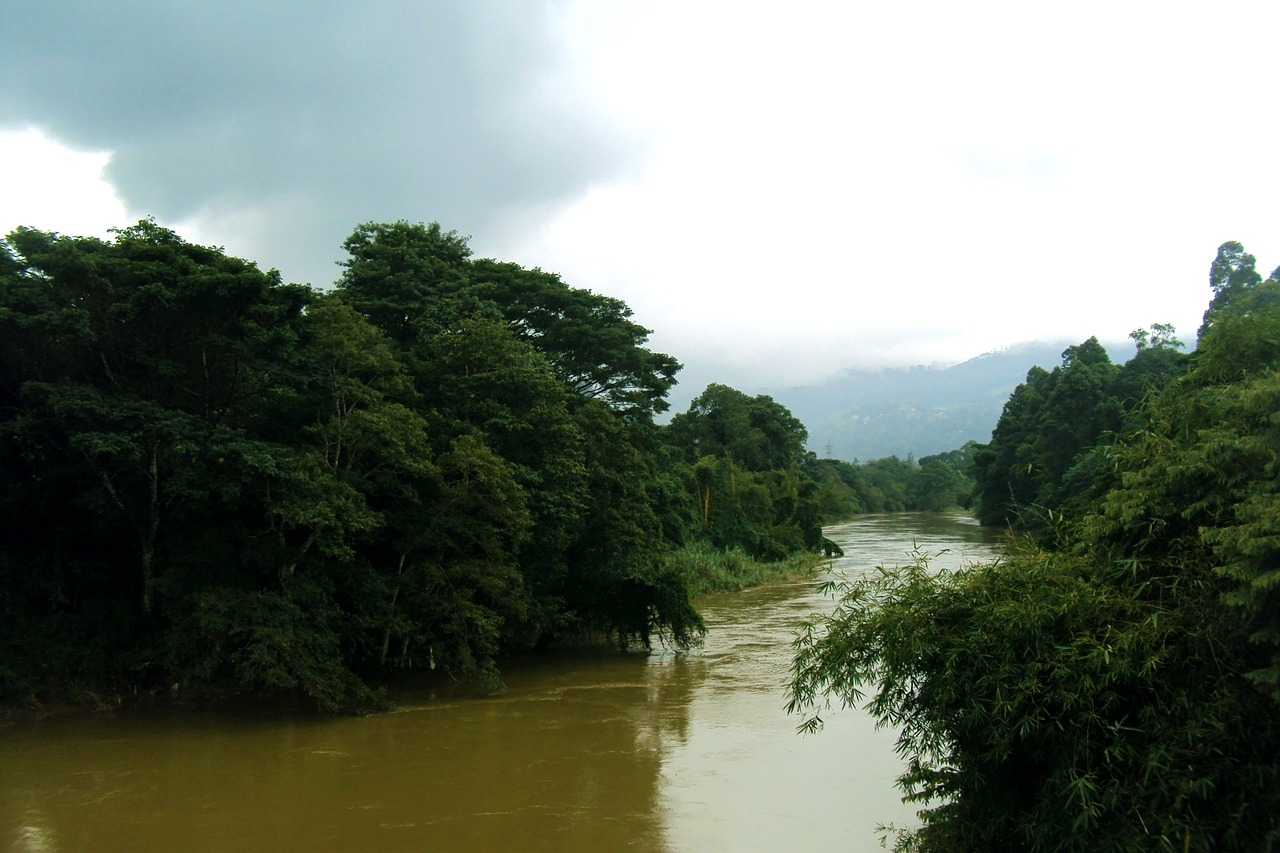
[768, 340, 1134, 462]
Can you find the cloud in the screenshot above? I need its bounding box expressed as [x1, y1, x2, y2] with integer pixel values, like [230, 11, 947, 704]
[506, 0, 1280, 390]
[0, 1, 634, 286]
[2, 0, 1278, 400]
[0, 128, 128, 237]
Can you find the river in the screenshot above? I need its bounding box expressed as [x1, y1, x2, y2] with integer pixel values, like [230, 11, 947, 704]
[1, 512, 1003, 852]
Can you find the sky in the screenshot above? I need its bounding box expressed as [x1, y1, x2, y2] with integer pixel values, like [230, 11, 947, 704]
[2, 1, 1278, 405]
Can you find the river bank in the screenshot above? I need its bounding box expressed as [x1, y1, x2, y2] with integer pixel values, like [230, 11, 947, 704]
[2, 513, 1002, 852]
[3, 545, 831, 724]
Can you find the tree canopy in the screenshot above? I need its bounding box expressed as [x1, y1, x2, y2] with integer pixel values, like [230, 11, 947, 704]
[790, 242, 1280, 851]
[0, 218, 831, 712]
[971, 328, 1193, 532]
[336, 220, 680, 419]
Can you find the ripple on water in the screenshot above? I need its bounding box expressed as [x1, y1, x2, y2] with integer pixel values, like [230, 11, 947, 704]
[0, 513, 1003, 853]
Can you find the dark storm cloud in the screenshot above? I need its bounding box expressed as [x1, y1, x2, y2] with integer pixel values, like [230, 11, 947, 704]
[0, 1, 629, 285]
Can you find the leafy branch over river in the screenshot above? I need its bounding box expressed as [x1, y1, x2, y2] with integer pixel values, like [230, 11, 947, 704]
[0, 219, 881, 713]
[789, 242, 1280, 851]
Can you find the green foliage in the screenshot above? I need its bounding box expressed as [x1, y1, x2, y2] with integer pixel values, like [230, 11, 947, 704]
[859, 456, 914, 512]
[336, 220, 473, 343]
[666, 541, 822, 595]
[558, 399, 704, 648]
[336, 220, 680, 419]
[656, 383, 823, 562]
[1201, 240, 1265, 338]
[0, 218, 710, 712]
[1, 221, 309, 615]
[789, 548, 1280, 851]
[804, 446, 978, 519]
[790, 242, 1280, 851]
[1084, 272, 1280, 703]
[806, 457, 871, 517]
[172, 586, 382, 713]
[468, 258, 681, 418]
[1114, 326, 1189, 426]
[974, 337, 1146, 530]
[668, 383, 808, 471]
[907, 459, 970, 512]
[335, 221, 697, 654]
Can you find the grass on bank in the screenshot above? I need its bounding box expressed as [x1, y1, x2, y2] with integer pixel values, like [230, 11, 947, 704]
[667, 542, 827, 596]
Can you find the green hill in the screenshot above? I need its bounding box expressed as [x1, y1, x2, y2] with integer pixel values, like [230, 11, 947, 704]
[770, 340, 1134, 461]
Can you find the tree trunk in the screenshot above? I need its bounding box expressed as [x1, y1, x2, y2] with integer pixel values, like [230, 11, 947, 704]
[141, 442, 161, 614]
[378, 552, 408, 668]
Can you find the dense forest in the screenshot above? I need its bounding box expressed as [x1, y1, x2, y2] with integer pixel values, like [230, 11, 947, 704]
[9, 220, 1275, 847]
[790, 242, 1280, 851]
[771, 340, 1133, 463]
[0, 220, 805, 710]
[19, 221, 1276, 850]
[1, 219, 976, 714]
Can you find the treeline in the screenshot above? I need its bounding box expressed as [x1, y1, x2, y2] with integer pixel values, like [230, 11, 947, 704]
[790, 242, 1280, 850]
[973, 326, 1188, 532]
[807, 444, 979, 517]
[0, 220, 824, 712]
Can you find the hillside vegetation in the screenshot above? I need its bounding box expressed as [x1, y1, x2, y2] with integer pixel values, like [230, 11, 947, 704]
[790, 242, 1280, 851]
[770, 340, 1133, 463]
[0, 220, 830, 711]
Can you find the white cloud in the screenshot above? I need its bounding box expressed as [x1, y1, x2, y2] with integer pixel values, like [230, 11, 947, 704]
[508, 0, 1280, 388]
[3, 2, 1278, 395]
[0, 128, 129, 238]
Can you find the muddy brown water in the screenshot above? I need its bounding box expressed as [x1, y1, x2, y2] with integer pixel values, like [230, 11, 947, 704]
[1, 512, 1002, 852]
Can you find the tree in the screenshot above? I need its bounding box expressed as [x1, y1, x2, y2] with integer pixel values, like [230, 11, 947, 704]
[469, 259, 681, 418]
[1199, 240, 1271, 338]
[0, 215, 730, 709]
[335, 220, 472, 343]
[973, 339, 1121, 531]
[789, 244, 1280, 851]
[972, 366, 1051, 527]
[788, 547, 1280, 851]
[907, 459, 969, 512]
[0, 222, 335, 702]
[338, 222, 699, 654]
[1088, 271, 1280, 704]
[412, 315, 587, 628]
[1115, 324, 1187, 417]
[667, 383, 808, 471]
[560, 399, 704, 648]
[356, 432, 532, 681]
[0, 222, 309, 615]
[804, 456, 870, 518]
[859, 456, 914, 512]
[335, 221, 681, 419]
[662, 384, 822, 559]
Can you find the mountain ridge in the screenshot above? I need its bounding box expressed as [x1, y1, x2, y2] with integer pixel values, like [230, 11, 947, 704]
[765, 338, 1135, 462]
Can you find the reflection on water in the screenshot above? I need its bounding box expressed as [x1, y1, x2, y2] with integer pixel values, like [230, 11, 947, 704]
[0, 513, 1002, 852]
[657, 512, 1003, 851]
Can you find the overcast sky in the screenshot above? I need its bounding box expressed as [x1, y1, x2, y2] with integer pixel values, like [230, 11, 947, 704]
[2, 1, 1278, 402]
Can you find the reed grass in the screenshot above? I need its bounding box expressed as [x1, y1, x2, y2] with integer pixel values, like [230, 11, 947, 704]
[666, 542, 825, 595]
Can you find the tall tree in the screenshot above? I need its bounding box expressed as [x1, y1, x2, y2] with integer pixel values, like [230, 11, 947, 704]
[410, 314, 588, 641]
[664, 384, 820, 557]
[972, 366, 1050, 527]
[335, 221, 680, 419]
[973, 339, 1121, 530]
[1201, 239, 1264, 338]
[667, 383, 808, 471]
[1, 221, 308, 614]
[336, 220, 473, 344]
[469, 259, 681, 419]
[790, 243, 1280, 852]
[1091, 269, 1280, 703]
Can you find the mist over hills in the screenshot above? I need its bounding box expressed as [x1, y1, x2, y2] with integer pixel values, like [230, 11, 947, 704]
[768, 339, 1135, 463]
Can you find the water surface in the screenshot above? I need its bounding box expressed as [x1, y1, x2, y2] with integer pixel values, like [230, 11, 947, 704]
[1, 512, 1002, 852]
